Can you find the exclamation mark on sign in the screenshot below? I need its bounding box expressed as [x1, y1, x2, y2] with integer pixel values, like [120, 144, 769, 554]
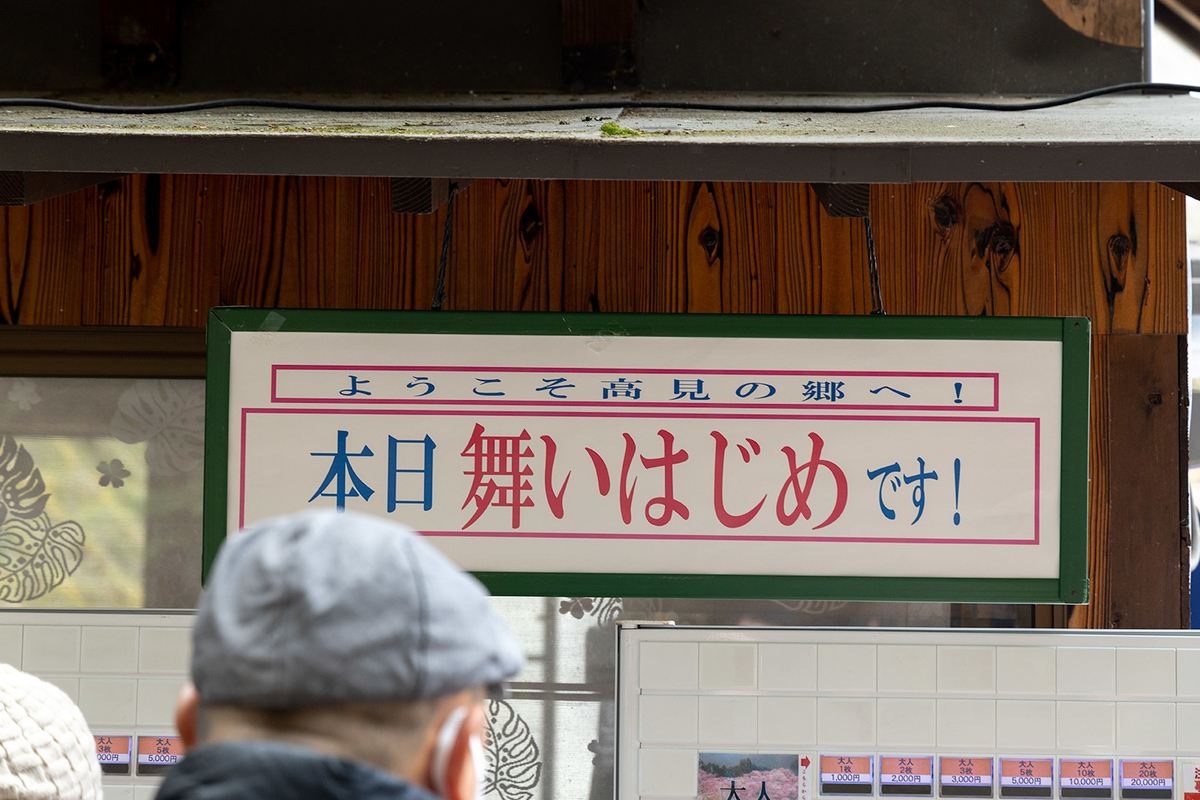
[953, 458, 961, 525]
[953, 382, 963, 403]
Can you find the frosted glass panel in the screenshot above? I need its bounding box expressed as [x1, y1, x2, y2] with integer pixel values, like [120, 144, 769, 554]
[0, 377, 204, 608]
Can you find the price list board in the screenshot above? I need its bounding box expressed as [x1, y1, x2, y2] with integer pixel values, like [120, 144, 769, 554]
[881, 757, 934, 796]
[820, 756, 874, 795]
[1000, 759, 1053, 798]
[1121, 761, 1174, 800]
[136, 736, 185, 776]
[940, 758, 994, 798]
[1061, 760, 1114, 799]
[94, 735, 132, 776]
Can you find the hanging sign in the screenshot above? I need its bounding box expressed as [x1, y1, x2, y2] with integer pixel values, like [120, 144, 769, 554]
[205, 310, 1089, 601]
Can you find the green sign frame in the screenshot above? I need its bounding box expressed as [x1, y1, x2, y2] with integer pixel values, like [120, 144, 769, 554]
[205, 309, 1090, 603]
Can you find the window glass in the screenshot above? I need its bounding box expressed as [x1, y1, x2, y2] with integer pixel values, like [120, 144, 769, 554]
[0, 377, 204, 608]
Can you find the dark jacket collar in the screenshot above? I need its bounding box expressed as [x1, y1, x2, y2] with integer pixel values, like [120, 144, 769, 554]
[155, 740, 443, 800]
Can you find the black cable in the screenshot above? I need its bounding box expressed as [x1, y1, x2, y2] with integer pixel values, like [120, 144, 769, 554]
[0, 81, 1198, 116]
[431, 193, 455, 311]
[865, 217, 885, 316]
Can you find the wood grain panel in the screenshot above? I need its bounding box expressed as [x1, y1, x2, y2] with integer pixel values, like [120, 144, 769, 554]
[868, 182, 1185, 331]
[0, 175, 1187, 627]
[1098, 334, 1187, 628]
[1039, 0, 1142, 47]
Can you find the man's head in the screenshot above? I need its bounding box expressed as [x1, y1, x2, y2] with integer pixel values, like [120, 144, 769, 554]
[175, 510, 524, 800]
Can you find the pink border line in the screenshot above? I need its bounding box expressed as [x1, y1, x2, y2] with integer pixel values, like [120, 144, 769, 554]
[270, 364, 1001, 413]
[238, 408, 1040, 546]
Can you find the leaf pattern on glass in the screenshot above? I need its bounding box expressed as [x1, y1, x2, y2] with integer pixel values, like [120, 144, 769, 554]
[0, 515, 85, 603]
[558, 597, 622, 626]
[0, 434, 87, 602]
[767, 600, 849, 614]
[110, 379, 206, 476]
[96, 459, 131, 488]
[0, 434, 49, 523]
[484, 700, 543, 800]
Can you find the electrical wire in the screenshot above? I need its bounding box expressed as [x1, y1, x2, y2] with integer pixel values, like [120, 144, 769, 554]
[431, 193, 455, 311]
[0, 81, 1197, 116]
[865, 217, 884, 316]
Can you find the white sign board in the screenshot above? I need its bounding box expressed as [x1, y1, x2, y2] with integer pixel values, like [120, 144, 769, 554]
[205, 310, 1089, 601]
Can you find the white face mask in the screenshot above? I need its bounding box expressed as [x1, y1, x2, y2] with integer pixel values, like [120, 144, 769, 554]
[430, 706, 487, 800]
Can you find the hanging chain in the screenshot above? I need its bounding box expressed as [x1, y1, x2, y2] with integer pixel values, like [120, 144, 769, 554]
[431, 193, 456, 311]
[865, 216, 885, 315]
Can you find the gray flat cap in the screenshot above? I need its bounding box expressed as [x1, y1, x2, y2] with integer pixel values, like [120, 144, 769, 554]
[193, 509, 524, 706]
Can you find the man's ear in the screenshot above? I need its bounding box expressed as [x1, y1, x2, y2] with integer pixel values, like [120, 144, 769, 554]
[175, 682, 200, 751]
[440, 702, 487, 800]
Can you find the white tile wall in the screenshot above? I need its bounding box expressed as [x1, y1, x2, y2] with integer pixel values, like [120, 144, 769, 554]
[0, 624, 21, 666]
[877, 645, 937, 694]
[757, 696, 815, 746]
[1177, 650, 1200, 700]
[1117, 648, 1176, 698]
[138, 627, 191, 675]
[640, 695, 698, 744]
[938, 646, 996, 694]
[997, 646, 1056, 695]
[759, 643, 816, 692]
[1057, 648, 1116, 697]
[639, 749, 696, 796]
[79, 678, 140, 727]
[1117, 702, 1176, 752]
[23, 625, 81, 672]
[817, 644, 876, 693]
[81, 627, 140, 673]
[1057, 701, 1116, 749]
[697, 696, 757, 745]
[1177, 703, 1200, 753]
[937, 699, 996, 748]
[816, 697, 876, 746]
[698, 643, 756, 690]
[626, 630, 1200, 800]
[878, 698, 936, 748]
[996, 700, 1055, 750]
[136, 678, 187, 726]
[641, 642, 698, 691]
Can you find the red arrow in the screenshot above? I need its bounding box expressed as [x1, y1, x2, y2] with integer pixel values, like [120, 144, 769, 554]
[801, 757, 811, 769]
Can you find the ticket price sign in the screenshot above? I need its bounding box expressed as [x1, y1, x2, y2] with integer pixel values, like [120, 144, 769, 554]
[1178, 759, 1200, 800]
[940, 758, 994, 798]
[136, 736, 184, 776]
[206, 310, 1090, 603]
[1061, 760, 1114, 798]
[881, 757, 934, 796]
[1000, 759, 1053, 798]
[94, 735, 131, 776]
[1121, 761, 1174, 800]
[820, 756, 873, 795]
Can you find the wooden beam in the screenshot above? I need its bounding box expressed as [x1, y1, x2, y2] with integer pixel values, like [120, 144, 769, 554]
[1097, 334, 1188, 627]
[390, 177, 474, 214]
[0, 326, 205, 377]
[0, 172, 119, 206]
[811, 184, 870, 218]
